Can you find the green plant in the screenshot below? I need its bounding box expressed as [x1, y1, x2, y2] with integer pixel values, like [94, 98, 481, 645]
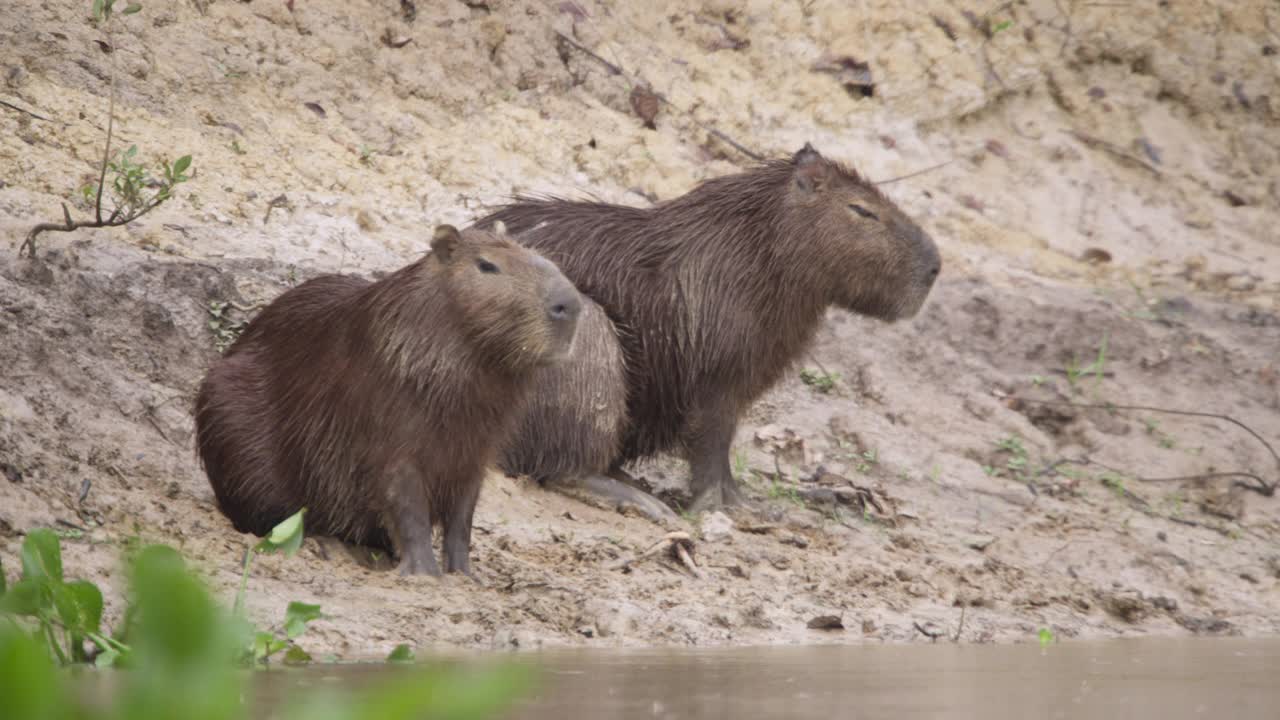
[1143, 418, 1176, 449]
[731, 447, 749, 482]
[855, 449, 878, 473]
[1099, 471, 1128, 498]
[0, 529, 127, 666]
[1038, 627, 1055, 647]
[208, 300, 249, 353]
[1, 532, 535, 720]
[1063, 333, 1109, 392]
[799, 368, 839, 394]
[767, 479, 803, 507]
[230, 139, 246, 155]
[21, 1, 192, 257]
[994, 436, 1031, 482]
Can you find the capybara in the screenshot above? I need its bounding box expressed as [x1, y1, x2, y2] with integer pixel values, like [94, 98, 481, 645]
[481, 144, 940, 512]
[194, 224, 582, 575]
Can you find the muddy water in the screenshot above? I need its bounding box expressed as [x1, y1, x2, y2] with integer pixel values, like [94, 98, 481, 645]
[259, 638, 1280, 719]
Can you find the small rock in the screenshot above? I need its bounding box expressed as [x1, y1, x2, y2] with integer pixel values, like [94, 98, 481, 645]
[860, 619, 876, 635]
[700, 511, 734, 543]
[577, 625, 596, 638]
[965, 534, 996, 551]
[780, 533, 809, 549]
[1102, 591, 1149, 623]
[1151, 596, 1178, 612]
[1176, 615, 1234, 635]
[1226, 275, 1256, 292]
[806, 614, 844, 631]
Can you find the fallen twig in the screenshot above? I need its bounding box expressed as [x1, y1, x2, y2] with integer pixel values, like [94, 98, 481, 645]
[1065, 130, 1162, 177]
[0, 99, 54, 122]
[607, 531, 700, 578]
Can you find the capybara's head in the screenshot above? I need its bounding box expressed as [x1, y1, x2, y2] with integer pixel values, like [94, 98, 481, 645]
[432, 223, 581, 369]
[783, 143, 941, 321]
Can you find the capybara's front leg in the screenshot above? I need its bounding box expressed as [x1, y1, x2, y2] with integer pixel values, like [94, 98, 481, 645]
[386, 462, 440, 576]
[686, 406, 747, 512]
[442, 481, 481, 575]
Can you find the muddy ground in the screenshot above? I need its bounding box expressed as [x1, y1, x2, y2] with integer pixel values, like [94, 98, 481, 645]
[1, 1, 1278, 655]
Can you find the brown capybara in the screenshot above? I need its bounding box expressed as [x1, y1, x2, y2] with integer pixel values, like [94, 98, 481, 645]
[481, 143, 940, 513]
[194, 224, 582, 576]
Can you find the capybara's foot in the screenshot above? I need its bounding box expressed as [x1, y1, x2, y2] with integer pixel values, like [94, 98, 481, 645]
[396, 545, 442, 577]
[551, 474, 679, 525]
[689, 478, 747, 514]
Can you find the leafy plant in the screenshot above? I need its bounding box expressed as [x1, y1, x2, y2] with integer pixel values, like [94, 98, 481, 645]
[1, 531, 536, 720]
[1063, 333, 1109, 392]
[0, 529, 126, 666]
[1038, 627, 1055, 648]
[20, 1, 192, 257]
[799, 368, 839, 394]
[993, 435, 1031, 482]
[208, 300, 249, 353]
[235, 508, 305, 615]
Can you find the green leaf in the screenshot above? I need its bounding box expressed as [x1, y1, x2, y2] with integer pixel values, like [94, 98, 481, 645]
[173, 154, 192, 175]
[94, 647, 121, 668]
[283, 644, 312, 666]
[1038, 627, 1055, 647]
[62, 580, 104, 634]
[253, 631, 287, 662]
[21, 530, 62, 583]
[92, 0, 105, 20]
[0, 623, 71, 719]
[284, 601, 322, 639]
[386, 643, 415, 664]
[0, 578, 48, 616]
[257, 509, 306, 557]
[123, 2, 142, 14]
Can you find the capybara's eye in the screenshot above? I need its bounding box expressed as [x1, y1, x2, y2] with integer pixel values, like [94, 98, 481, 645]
[847, 203, 879, 220]
[477, 260, 500, 274]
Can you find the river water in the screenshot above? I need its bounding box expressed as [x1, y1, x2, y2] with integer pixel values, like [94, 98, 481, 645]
[256, 638, 1280, 719]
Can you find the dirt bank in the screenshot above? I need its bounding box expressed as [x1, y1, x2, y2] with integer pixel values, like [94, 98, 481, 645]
[2, 0, 1278, 654]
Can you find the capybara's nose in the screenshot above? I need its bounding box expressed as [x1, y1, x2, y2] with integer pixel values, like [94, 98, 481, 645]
[547, 287, 581, 324]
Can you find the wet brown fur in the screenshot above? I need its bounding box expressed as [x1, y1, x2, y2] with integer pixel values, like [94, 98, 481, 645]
[478, 145, 940, 507]
[194, 225, 581, 574]
[500, 297, 627, 484]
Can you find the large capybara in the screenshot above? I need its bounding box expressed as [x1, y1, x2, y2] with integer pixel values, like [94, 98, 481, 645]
[194, 224, 582, 575]
[481, 144, 940, 513]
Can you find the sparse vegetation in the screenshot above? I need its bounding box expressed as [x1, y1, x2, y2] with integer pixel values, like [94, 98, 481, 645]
[207, 300, 249, 353]
[1062, 333, 1108, 392]
[799, 368, 839, 394]
[20, 1, 192, 257]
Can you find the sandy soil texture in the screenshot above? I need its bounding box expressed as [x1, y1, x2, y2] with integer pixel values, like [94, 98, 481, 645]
[2, 0, 1278, 654]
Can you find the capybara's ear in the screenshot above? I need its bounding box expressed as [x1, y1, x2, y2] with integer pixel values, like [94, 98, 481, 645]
[792, 143, 829, 193]
[492, 220, 508, 237]
[432, 224, 462, 263]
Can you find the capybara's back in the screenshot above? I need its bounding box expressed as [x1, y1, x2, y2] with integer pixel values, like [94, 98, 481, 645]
[194, 224, 582, 575]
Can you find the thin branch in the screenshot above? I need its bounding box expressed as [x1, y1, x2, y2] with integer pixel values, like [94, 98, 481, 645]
[0, 99, 53, 122]
[94, 16, 119, 225]
[552, 30, 762, 162]
[1018, 398, 1278, 496]
[872, 159, 956, 185]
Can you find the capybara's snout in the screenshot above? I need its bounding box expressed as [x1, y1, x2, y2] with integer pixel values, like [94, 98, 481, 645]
[544, 282, 582, 359]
